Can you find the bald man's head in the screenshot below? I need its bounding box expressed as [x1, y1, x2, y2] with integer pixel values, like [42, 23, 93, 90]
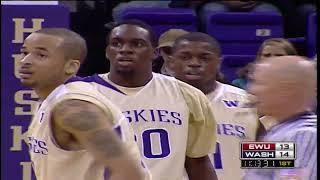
[249, 56, 316, 120]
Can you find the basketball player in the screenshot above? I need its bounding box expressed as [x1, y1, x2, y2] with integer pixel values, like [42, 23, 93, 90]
[169, 32, 261, 180]
[244, 56, 317, 180]
[18, 28, 149, 180]
[78, 20, 218, 180]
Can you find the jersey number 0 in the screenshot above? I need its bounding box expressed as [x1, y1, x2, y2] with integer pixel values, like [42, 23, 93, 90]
[136, 128, 171, 158]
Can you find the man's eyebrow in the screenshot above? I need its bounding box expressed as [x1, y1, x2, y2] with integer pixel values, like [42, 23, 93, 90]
[34, 47, 49, 52]
[131, 38, 146, 42]
[111, 36, 147, 41]
[176, 50, 191, 54]
[200, 52, 215, 55]
[20, 46, 49, 52]
[110, 37, 121, 41]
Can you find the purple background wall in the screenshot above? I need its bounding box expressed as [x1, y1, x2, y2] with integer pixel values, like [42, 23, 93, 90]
[1, 4, 69, 180]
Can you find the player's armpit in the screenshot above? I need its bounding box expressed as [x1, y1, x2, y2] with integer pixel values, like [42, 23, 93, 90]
[185, 156, 218, 180]
[52, 99, 147, 180]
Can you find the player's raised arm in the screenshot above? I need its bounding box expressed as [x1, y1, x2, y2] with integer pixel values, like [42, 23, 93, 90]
[52, 99, 147, 180]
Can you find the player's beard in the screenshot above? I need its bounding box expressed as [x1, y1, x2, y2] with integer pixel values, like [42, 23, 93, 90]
[185, 79, 204, 90]
[19, 77, 37, 88]
[115, 67, 136, 76]
[20, 81, 36, 89]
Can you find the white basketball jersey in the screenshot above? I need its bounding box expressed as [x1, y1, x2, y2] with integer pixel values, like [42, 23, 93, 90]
[28, 81, 146, 180]
[206, 82, 259, 180]
[80, 73, 217, 180]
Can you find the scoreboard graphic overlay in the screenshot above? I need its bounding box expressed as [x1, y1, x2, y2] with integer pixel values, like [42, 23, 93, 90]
[240, 142, 296, 168]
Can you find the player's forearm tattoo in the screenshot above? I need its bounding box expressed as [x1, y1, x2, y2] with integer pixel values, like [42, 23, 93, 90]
[54, 100, 124, 158]
[55, 100, 104, 131]
[87, 128, 124, 157]
[62, 109, 103, 131]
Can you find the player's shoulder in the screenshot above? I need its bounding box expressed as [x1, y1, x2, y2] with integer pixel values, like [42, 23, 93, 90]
[152, 73, 178, 84]
[152, 73, 203, 91]
[63, 77, 96, 93]
[218, 82, 253, 101]
[56, 76, 123, 116]
[55, 75, 116, 100]
[152, 73, 208, 100]
[152, 73, 203, 93]
[219, 82, 248, 96]
[175, 77, 208, 98]
[64, 74, 118, 92]
[64, 75, 96, 86]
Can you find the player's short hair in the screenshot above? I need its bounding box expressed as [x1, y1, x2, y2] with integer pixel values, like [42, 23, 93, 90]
[35, 28, 87, 63]
[106, 19, 157, 47]
[256, 38, 298, 60]
[172, 32, 221, 55]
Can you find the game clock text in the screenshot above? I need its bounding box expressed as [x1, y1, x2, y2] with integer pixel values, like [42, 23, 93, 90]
[240, 142, 296, 169]
[241, 159, 295, 168]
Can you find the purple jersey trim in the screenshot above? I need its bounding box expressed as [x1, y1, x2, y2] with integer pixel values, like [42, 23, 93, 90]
[65, 75, 126, 95]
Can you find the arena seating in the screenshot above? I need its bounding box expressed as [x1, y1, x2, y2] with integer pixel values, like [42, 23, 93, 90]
[118, 7, 301, 81]
[202, 12, 283, 55]
[118, 7, 198, 39]
[202, 12, 283, 81]
[220, 55, 255, 82]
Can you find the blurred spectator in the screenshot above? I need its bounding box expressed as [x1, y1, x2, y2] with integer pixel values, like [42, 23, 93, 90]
[231, 38, 298, 89]
[255, 38, 298, 63]
[154, 29, 189, 75]
[244, 56, 317, 180]
[216, 71, 230, 84]
[231, 63, 253, 89]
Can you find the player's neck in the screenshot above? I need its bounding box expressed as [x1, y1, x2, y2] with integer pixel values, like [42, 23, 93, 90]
[34, 86, 57, 101]
[201, 79, 217, 95]
[34, 77, 70, 100]
[109, 70, 153, 87]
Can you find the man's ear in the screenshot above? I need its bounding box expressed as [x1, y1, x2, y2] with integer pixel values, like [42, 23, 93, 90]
[105, 46, 110, 60]
[65, 59, 80, 75]
[218, 56, 223, 63]
[167, 55, 175, 69]
[217, 56, 223, 69]
[167, 55, 173, 62]
[152, 48, 158, 60]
